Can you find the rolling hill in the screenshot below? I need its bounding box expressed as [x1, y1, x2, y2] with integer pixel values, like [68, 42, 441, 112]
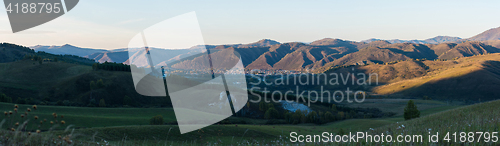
[366, 53, 500, 101]
[1, 43, 97, 65]
[320, 53, 500, 102]
[433, 41, 500, 59]
[85, 50, 130, 63]
[0, 59, 168, 107]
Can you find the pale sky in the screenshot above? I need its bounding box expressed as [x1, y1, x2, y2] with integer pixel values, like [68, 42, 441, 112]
[1, 0, 500, 49]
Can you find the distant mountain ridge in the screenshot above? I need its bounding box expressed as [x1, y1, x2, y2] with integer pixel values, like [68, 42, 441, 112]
[469, 26, 500, 41]
[27, 26, 500, 71]
[31, 44, 109, 57]
[362, 36, 463, 44]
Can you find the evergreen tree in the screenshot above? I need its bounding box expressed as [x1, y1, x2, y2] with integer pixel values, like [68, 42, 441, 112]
[404, 100, 420, 120]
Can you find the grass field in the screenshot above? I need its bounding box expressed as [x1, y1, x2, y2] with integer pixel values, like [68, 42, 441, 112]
[0, 99, 465, 145]
[369, 99, 500, 145]
[0, 102, 176, 130]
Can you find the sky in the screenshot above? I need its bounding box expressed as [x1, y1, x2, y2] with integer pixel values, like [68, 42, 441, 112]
[1, 0, 500, 49]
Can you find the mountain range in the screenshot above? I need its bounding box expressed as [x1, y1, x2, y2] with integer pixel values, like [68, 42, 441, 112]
[29, 26, 500, 71]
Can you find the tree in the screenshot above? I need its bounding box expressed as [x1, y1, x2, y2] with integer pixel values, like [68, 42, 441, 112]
[90, 81, 96, 90]
[284, 112, 293, 123]
[99, 99, 106, 107]
[92, 63, 98, 70]
[324, 111, 335, 122]
[349, 110, 356, 119]
[267, 103, 274, 109]
[123, 96, 133, 106]
[259, 102, 267, 112]
[56, 100, 64, 106]
[338, 111, 345, 120]
[306, 111, 318, 123]
[96, 79, 104, 88]
[404, 100, 420, 120]
[149, 115, 164, 125]
[90, 81, 96, 99]
[0, 93, 12, 103]
[17, 97, 26, 104]
[264, 108, 279, 119]
[331, 104, 337, 112]
[318, 111, 324, 123]
[291, 110, 301, 124]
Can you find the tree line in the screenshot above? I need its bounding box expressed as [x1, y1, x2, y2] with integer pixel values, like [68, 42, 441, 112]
[92, 62, 131, 72]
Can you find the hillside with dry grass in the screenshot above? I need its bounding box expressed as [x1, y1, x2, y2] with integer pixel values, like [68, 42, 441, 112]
[370, 53, 500, 101]
[320, 53, 500, 102]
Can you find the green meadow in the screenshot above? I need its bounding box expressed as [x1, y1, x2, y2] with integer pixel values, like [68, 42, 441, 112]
[1, 100, 471, 145]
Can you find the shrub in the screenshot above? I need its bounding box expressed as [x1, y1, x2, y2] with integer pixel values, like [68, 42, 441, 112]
[404, 100, 420, 120]
[149, 115, 164, 125]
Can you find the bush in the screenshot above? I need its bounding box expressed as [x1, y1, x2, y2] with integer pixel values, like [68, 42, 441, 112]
[404, 100, 420, 120]
[149, 115, 164, 125]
